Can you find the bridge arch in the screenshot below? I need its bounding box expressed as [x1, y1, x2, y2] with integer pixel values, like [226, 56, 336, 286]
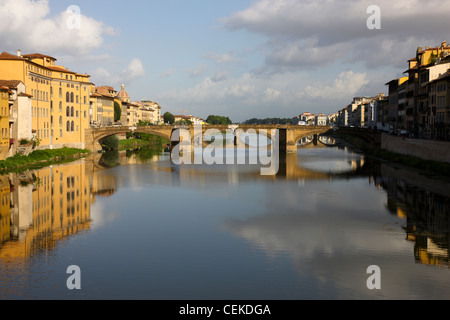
[86, 126, 174, 151]
[293, 129, 332, 148]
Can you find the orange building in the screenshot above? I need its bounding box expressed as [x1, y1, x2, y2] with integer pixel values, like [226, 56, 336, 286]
[0, 51, 92, 150]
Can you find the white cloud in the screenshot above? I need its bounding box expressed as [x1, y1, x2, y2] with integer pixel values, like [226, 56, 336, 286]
[303, 71, 369, 100]
[222, 0, 450, 70]
[203, 51, 242, 65]
[91, 58, 145, 88]
[159, 68, 177, 79]
[157, 70, 367, 121]
[211, 71, 229, 83]
[121, 58, 145, 83]
[0, 0, 116, 56]
[185, 64, 210, 78]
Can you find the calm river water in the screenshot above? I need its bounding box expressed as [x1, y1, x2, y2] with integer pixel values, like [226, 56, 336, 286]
[1, 143, 450, 300]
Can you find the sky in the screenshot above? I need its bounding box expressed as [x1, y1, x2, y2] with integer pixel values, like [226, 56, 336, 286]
[1, 0, 450, 123]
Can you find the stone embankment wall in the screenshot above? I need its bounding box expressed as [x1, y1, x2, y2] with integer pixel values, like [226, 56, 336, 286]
[381, 133, 450, 163]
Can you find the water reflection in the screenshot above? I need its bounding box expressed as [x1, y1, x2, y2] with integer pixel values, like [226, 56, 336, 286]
[0, 143, 449, 299]
[0, 164, 90, 262]
[373, 165, 450, 267]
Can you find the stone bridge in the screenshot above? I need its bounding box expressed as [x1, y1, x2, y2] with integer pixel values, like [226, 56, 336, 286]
[85, 124, 331, 153]
[337, 127, 382, 148]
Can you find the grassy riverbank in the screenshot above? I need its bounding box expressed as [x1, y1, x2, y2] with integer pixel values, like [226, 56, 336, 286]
[0, 147, 91, 174]
[119, 133, 169, 151]
[329, 131, 450, 176]
[119, 138, 152, 150]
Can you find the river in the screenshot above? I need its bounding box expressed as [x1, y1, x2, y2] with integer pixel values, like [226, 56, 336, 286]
[1, 142, 450, 300]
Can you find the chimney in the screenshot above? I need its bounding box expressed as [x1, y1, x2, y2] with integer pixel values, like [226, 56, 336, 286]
[17, 49, 21, 57]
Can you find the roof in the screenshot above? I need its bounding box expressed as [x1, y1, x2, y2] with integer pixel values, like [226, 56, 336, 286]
[174, 115, 191, 119]
[428, 70, 450, 84]
[22, 53, 57, 61]
[0, 52, 26, 60]
[95, 86, 117, 97]
[0, 80, 23, 88]
[18, 92, 33, 97]
[117, 85, 130, 98]
[46, 66, 77, 75]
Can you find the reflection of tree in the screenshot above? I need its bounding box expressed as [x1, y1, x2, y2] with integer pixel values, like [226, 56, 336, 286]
[99, 150, 120, 168]
[135, 146, 163, 161]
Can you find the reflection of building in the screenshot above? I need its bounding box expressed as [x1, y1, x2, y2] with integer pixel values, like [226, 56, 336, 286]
[89, 169, 117, 202]
[373, 166, 450, 267]
[0, 176, 10, 244]
[0, 161, 91, 261]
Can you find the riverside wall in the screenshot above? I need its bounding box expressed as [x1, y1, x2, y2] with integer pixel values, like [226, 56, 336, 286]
[381, 133, 450, 163]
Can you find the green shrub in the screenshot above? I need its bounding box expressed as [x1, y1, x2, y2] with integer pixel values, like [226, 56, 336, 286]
[101, 135, 119, 151]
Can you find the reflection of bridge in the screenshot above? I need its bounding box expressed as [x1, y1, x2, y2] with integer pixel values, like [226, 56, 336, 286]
[85, 125, 331, 153]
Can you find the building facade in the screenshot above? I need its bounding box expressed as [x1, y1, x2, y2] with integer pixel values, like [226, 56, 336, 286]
[0, 51, 91, 150]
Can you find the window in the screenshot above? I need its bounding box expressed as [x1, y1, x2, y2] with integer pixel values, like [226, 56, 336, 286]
[66, 107, 70, 117]
[71, 121, 75, 132]
[71, 92, 74, 103]
[67, 121, 70, 132]
[59, 116, 62, 126]
[66, 92, 70, 103]
[71, 107, 74, 117]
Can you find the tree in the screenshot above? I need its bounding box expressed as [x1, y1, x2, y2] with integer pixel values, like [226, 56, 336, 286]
[101, 135, 119, 151]
[114, 101, 121, 122]
[163, 112, 175, 124]
[206, 115, 232, 125]
[174, 119, 193, 125]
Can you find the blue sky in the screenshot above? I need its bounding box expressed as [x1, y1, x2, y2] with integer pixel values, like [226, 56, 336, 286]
[1, 0, 450, 122]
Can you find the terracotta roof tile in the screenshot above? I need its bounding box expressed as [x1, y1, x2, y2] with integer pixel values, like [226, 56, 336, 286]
[22, 53, 57, 60]
[0, 52, 26, 60]
[0, 80, 22, 88]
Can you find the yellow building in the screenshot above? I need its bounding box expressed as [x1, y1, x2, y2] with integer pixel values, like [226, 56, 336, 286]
[0, 86, 10, 159]
[89, 91, 103, 127]
[0, 51, 92, 150]
[416, 42, 450, 67]
[95, 86, 117, 126]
